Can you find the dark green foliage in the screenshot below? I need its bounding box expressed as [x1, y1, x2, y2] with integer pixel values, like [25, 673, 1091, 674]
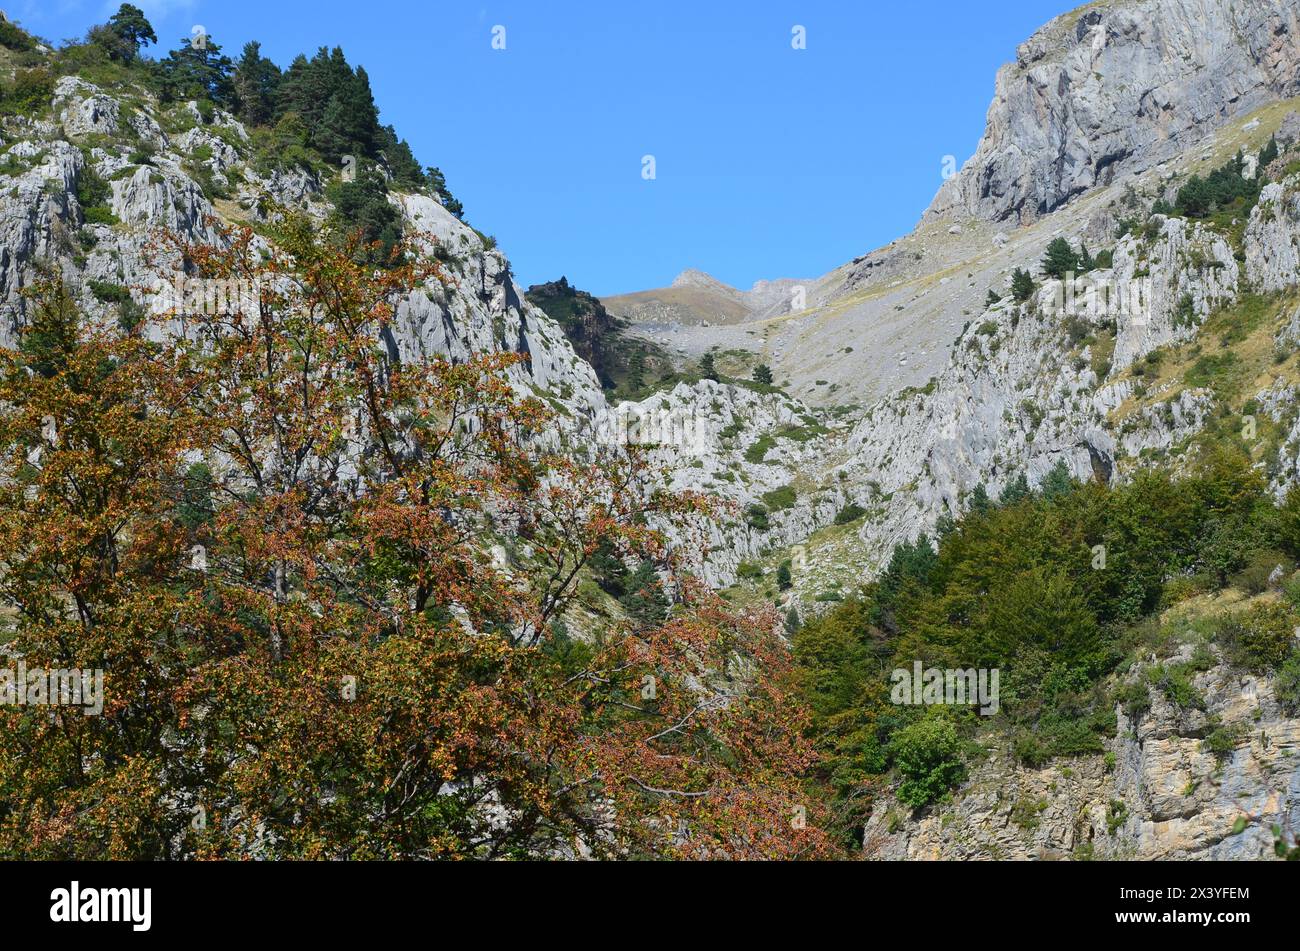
[793, 444, 1291, 820]
[1275, 653, 1300, 715]
[1175, 149, 1264, 219]
[776, 561, 792, 591]
[0, 67, 54, 118]
[87, 279, 144, 331]
[589, 537, 629, 598]
[1041, 237, 1079, 279]
[425, 166, 463, 219]
[1115, 680, 1151, 721]
[153, 33, 235, 105]
[744, 504, 769, 530]
[95, 4, 155, 62]
[326, 169, 402, 266]
[377, 126, 425, 189]
[232, 41, 281, 126]
[1011, 268, 1035, 302]
[0, 17, 36, 52]
[699, 351, 719, 381]
[1039, 459, 1075, 499]
[761, 485, 797, 511]
[315, 65, 380, 165]
[1215, 603, 1295, 672]
[752, 363, 774, 386]
[620, 560, 668, 628]
[890, 718, 965, 808]
[998, 473, 1031, 505]
[1259, 134, 1280, 170]
[834, 503, 867, 525]
[75, 163, 117, 225]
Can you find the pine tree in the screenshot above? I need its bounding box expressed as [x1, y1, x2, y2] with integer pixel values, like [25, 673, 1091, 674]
[752, 364, 774, 385]
[327, 169, 402, 266]
[316, 65, 380, 164]
[968, 483, 992, 516]
[998, 473, 1031, 505]
[232, 41, 281, 126]
[425, 167, 464, 219]
[620, 560, 668, 627]
[378, 126, 425, 188]
[1259, 134, 1280, 170]
[1011, 268, 1035, 302]
[776, 560, 792, 590]
[700, 351, 719, 381]
[106, 3, 156, 60]
[589, 537, 629, 598]
[154, 34, 234, 105]
[1040, 459, 1074, 499]
[626, 350, 646, 392]
[1041, 237, 1079, 280]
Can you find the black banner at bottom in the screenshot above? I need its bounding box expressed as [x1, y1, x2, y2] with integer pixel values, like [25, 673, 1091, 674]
[0, 859, 1283, 938]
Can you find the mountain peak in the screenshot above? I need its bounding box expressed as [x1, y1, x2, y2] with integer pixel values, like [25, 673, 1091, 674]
[928, 0, 1300, 225]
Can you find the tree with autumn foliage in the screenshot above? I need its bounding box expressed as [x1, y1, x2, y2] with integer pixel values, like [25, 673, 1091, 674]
[0, 209, 837, 859]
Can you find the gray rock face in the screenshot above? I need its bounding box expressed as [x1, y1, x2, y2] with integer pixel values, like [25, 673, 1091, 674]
[0, 77, 606, 430]
[864, 645, 1300, 860]
[1246, 173, 1300, 290]
[928, 0, 1300, 224]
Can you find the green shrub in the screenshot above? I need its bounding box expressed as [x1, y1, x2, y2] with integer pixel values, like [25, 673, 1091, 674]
[761, 485, 797, 512]
[1230, 550, 1287, 594]
[75, 163, 118, 225]
[744, 434, 776, 464]
[1274, 652, 1300, 715]
[890, 717, 965, 808]
[1012, 731, 1051, 768]
[1106, 799, 1128, 835]
[744, 504, 769, 530]
[0, 19, 36, 52]
[1115, 680, 1151, 721]
[1149, 663, 1205, 710]
[0, 67, 54, 118]
[1201, 720, 1246, 759]
[1216, 603, 1295, 672]
[834, 503, 867, 525]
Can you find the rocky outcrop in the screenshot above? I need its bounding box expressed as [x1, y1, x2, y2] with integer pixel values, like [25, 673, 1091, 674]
[1246, 173, 1300, 290]
[0, 76, 605, 428]
[928, 0, 1300, 225]
[864, 643, 1300, 860]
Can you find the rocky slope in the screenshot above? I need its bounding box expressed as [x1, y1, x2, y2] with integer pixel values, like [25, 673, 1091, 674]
[0, 76, 606, 430]
[927, 0, 1300, 225]
[864, 594, 1300, 860]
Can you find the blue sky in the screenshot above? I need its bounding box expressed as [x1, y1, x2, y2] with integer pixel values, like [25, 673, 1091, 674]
[11, 0, 1069, 295]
